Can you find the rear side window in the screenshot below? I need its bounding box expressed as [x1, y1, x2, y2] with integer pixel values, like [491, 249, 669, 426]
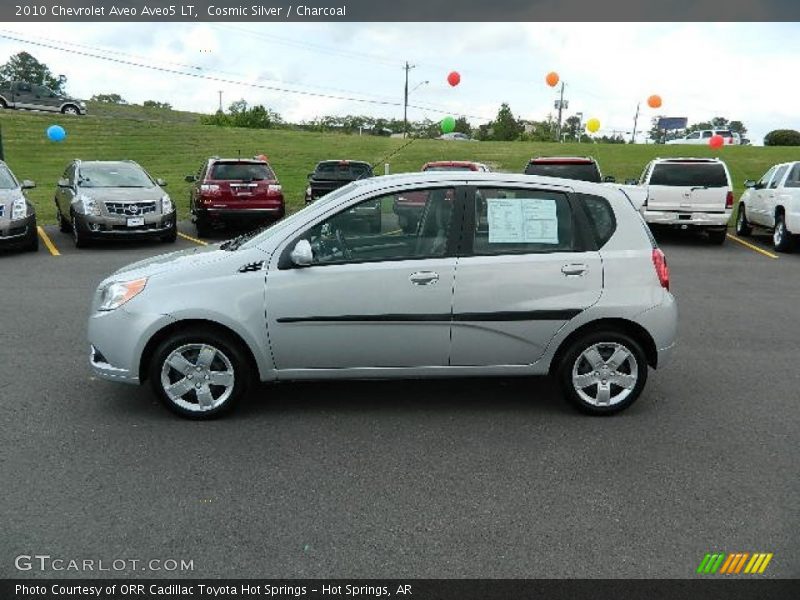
[579, 194, 616, 248]
[769, 165, 788, 189]
[210, 163, 275, 181]
[785, 164, 800, 188]
[649, 163, 729, 188]
[471, 187, 577, 255]
[524, 162, 601, 183]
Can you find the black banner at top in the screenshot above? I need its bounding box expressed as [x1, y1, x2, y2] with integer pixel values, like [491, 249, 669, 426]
[3, 0, 799, 22]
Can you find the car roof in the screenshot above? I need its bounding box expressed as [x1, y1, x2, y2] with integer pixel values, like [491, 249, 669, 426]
[208, 158, 269, 164]
[76, 160, 142, 167]
[316, 159, 371, 166]
[651, 157, 725, 163]
[422, 160, 483, 168]
[528, 156, 597, 164]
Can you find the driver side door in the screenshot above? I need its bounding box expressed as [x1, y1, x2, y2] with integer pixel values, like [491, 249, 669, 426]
[265, 186, 464, 371]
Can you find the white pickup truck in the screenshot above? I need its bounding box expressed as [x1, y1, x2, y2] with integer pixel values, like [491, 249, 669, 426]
[735, 161, 800, 252]
[618, 157, 734, 244]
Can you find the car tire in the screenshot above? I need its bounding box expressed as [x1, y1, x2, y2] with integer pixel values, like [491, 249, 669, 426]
[57, 206, 71, 233]
[25, 223, 39, 252]
[71, 213, 90, 248]
[735, 204, 752, 236]
[61, 104, 79, 115]
[195, 215, 211, 238]
[149, 328, 252, 419]
[707, 229, 727, 245]
[161, 222, 178, 243]
[557, 330, 648, 415]
[773, 213, 794, 253]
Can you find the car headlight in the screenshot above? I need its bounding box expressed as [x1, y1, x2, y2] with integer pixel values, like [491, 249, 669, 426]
[98, 278, 148, 311]
[78, 193, 101, 216]
[161, 194, 174, 214]
[11, 197, 27, 220]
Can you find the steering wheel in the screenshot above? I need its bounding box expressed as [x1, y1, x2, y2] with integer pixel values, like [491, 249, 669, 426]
[335, 228, 353, 260]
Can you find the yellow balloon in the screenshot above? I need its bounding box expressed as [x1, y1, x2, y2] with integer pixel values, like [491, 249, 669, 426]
[586, 118, 601, 134]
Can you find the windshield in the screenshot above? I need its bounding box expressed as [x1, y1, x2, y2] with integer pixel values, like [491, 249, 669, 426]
[0, 166, 18, 189]
[650, 163, 728, 187]
[78, 163, 154, 188]
[239, 182, 358, 251]
[314, 162, 372, 180]
[525, 162, 601, 182]
[210, 163, 275, 181]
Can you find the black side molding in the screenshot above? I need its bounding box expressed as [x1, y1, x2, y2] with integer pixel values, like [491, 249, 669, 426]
[277, 309, 581, 324]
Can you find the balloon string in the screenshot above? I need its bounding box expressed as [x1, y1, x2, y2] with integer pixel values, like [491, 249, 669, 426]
[371, 136, 418, 170]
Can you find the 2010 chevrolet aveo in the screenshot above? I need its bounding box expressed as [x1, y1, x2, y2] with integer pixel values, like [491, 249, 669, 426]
[88, 172, 677, 419]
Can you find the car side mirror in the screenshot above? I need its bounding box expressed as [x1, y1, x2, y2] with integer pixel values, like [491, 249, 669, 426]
[21, 179, 35, 189]
[185, 175, 197, 183]
[308, 172, 315, 179]
[290, 239, 313, 267]
[744, 179, 756, 189]
[57, 178, 71, 188]
[603, 175, 616, 183]
[156, 178, 167, 187]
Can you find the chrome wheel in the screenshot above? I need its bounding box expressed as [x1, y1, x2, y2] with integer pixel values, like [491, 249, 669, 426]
[571, 342, 638, 407]
[774, 220, 785, 247]
[62, 106, 79, 115]
[160, 343, 235, 413]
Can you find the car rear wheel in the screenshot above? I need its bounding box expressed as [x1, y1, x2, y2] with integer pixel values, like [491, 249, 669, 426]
[773, 213, 794, 253]
[195, 215, 211, 238]
[149, 329, 252, 419]
[61, 105, 79, 115]
[707, 229, 727, 245]
[735, 205, 752, 236]
[558, 331, 648, 415]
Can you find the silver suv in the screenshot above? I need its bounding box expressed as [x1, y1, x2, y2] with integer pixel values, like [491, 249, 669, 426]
[55, 160, 176, 247]
[88, 172, 677, 419]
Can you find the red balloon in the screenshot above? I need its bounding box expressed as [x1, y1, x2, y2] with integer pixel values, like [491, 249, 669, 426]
[447, 71, 461, 87]
[709, 135, 724, 149]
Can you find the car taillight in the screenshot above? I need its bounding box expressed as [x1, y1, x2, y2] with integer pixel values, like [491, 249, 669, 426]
[652, 248, 670, 291]
[200, 184, 220, 193]
[267, 184, 282, 194]
[725, 191, 734, 209]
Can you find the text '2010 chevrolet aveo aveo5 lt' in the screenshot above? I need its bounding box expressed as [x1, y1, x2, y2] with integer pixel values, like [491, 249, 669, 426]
[88, 172, 677, 419]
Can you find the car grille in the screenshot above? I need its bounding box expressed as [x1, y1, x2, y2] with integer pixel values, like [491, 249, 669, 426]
[104, 201, 157, 216]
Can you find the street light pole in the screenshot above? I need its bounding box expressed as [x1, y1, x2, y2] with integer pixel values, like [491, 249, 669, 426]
[554, 82, 568, 142]
[631, 102, 641, 144]
[403, 61, 416, 138]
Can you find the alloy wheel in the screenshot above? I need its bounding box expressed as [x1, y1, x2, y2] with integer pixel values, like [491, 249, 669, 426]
[160, 343, 235, 413]
[571, 342, 639, 407]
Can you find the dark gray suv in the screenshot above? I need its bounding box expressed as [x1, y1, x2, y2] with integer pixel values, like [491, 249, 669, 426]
[54, 160, 176, 247]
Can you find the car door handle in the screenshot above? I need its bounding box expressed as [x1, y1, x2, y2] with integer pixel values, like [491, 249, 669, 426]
[409, 271, 439, 286]
[561, 264, 587, 276]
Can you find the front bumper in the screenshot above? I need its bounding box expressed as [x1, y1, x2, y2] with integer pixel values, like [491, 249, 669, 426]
[0, 214, 36, 246]
[76, 212, 175, 238]
[642, 209, 731, 229]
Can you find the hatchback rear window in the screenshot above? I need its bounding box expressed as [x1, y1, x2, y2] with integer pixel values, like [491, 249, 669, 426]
[315, 162, 373, 179]
[524, 162, 601, 183]
[649, 163, 729, 188]
[210, 163, 275, 181]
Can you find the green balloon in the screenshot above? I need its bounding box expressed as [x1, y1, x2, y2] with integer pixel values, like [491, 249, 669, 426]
[441, 116, 456, 134]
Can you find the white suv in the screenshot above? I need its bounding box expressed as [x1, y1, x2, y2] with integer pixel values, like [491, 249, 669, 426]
[736, 161, 800, 252]
[626, 158, 734, 244]
[666, 129, 738, 145]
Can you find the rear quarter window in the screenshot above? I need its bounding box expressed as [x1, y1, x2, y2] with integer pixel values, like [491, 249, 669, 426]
[578, 194, 617, 248]
[649, 163, 729, 187]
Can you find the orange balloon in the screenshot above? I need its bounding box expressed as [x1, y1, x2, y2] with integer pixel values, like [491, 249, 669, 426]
[647, 94, 662, 109]
[545, 71, 560, 87]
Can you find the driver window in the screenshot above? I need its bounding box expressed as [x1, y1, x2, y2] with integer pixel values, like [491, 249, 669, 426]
[304, 187, 456, 265]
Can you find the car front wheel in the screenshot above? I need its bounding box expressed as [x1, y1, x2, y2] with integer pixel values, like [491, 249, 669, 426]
[773, 213, 794, 253]
[71, 213, 90, 248]
[149, 329, 252, 419]
[735, 205, 752, 236]
[558, 331, 648, 415]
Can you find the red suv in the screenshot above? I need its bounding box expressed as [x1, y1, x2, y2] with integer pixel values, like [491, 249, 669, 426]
[187, 157, 285, 237]
[393, 161, 490, 232]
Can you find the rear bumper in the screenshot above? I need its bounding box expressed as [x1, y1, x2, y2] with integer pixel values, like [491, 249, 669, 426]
[642, 209, 731, 228]
[198, 206, 285, 222]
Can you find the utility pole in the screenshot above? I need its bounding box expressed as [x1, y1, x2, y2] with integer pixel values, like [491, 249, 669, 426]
[217, 90, 223, 113]
[554, 82, 568, 142]
[403, 61, 415, 139]
[631, 102, 640, 144]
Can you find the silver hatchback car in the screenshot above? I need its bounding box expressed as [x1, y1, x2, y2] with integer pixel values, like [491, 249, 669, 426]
[88, 172, 677, 419]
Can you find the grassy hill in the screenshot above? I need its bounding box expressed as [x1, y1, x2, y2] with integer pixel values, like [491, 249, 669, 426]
[0, 105, 795, 224]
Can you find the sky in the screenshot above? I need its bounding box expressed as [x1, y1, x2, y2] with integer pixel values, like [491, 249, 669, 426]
[0, 22, 798, 144]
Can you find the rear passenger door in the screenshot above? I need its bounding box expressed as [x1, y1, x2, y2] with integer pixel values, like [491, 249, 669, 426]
[748, 166, 776, 226]
[764, 165, 789, 228]
[450, 185, 603, 366]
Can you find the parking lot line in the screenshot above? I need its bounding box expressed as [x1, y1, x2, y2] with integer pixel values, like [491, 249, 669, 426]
[726, 234, 779, 259]
[37, 226, 60, 256]
[178, 232, 208, 246]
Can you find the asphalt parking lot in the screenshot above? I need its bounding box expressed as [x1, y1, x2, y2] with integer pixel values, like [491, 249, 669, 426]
[1, 222, 797, 579]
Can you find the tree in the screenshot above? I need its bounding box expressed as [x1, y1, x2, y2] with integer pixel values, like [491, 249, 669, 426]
[90, 93, 127, 104]
[488, 103, 523, 141]
[453, 117, 472, 136]
[143, 100, 172, 110]
[764, 129, 800, 146]
[201, 99, 282, 129]
[0, 52, 65, 92]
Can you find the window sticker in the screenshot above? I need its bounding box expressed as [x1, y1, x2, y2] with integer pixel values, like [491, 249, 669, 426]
[487, 197, 559, 244]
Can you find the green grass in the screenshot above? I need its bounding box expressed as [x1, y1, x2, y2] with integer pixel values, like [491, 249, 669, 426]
[0, 106, 796, 224]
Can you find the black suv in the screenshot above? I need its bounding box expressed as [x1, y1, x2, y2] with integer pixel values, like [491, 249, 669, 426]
[305, 160, 374, 204]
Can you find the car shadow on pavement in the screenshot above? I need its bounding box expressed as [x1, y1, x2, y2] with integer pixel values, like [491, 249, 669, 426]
[650, 227, 730, 247]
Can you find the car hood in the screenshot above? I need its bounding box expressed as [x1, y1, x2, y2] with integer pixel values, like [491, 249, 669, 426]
[77, 187, 165, 201]
[109, 244, 230, 281]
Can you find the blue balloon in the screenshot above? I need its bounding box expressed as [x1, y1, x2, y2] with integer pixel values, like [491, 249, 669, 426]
[46, 125, 66, 142]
